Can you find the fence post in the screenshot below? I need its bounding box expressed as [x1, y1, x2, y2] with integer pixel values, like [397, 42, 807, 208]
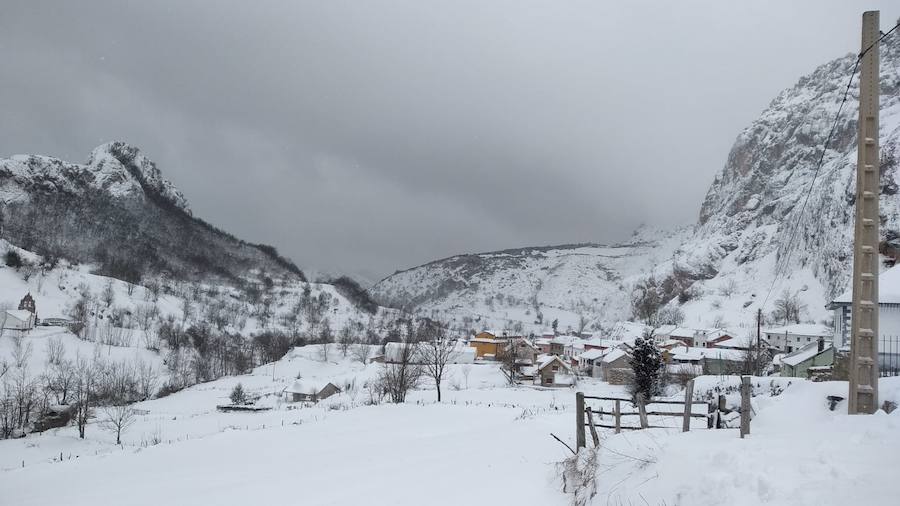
[637, 394, 649, 429]
[740, 375, 751, 438]
[576, 392, 586, 449]
[586, 408, 600, 447]
[682, 379, 694, 432]
[717, 394, 726, 429]
[614, 399, 621, 434]
[707, 400, 715, 429]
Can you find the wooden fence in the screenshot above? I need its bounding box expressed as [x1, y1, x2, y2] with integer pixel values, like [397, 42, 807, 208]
[576, 376, 752, 449]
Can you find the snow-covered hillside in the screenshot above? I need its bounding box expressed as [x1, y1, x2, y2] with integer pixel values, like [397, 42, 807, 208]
[371, 228, 688, 335]
[0, 141, 304, 284]
[373, 36, 900, 332]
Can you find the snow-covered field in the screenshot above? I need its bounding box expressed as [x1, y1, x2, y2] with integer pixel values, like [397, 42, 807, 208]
[3, 340, 900, 506]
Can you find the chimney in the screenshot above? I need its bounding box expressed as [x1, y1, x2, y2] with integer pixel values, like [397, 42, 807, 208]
[817, 337, 825, 353]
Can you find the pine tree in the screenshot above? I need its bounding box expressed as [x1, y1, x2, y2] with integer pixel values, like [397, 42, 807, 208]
[629, 335, 662, 401]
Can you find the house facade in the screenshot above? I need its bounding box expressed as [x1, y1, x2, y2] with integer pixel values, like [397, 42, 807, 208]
[763, 324, 833, 353]
[828, 266, 900, 367]
[780, 340, 834, 378]
[535, 355, 574, 387]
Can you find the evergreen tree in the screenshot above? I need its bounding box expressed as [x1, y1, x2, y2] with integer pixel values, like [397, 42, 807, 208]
[230, 383, 247, 405]
[629, 335, 662, 401]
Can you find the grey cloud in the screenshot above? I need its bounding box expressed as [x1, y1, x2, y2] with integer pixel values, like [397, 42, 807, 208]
[2, 0, 898, 283]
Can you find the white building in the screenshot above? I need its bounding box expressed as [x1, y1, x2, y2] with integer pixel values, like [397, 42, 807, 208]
[1, 310, 35, 331]
[763, 324, 833, 353]
[827, 265, 900, 349]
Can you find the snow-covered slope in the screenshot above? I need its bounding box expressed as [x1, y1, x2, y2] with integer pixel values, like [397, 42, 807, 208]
[0, 141, 303, 284]
[371, 228, 689, 335]
[373, 36, 900, 331]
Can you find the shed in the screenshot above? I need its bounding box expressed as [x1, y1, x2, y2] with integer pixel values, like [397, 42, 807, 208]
[284, 381, 341, 403]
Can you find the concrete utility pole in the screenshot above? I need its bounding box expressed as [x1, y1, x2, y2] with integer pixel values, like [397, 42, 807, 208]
[849, 10, 881, 415]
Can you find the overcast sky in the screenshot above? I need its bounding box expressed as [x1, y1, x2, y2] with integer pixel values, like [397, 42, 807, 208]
[2, 1, 898, 283]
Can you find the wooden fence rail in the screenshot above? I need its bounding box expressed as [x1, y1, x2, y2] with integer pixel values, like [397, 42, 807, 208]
[575, 376, 753, 449]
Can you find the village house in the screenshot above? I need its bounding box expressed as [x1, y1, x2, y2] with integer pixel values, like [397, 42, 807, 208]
[598, 349, 631, 385]
[577, 348, 606, 377]
[703, 329, 736, 348]
[780, 339, 834, 378]
[535, 355, 575, 387]
[468, 331, 507, 359]
[2, 309, 35, 331]
[762, 323, 832, 353]
[828, 265, 900, 351]
[663, 345, 746, 375]
[284, 380, 341, 403]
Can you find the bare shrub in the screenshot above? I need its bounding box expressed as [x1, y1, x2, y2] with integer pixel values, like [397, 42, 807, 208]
[558, 448, 600, 506]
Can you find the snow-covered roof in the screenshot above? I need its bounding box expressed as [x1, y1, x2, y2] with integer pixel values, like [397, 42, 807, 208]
[668, 345, 745, 362]
[285, 380, 336, 395]
[607, 321, 649, 342]
[670, 327, 700, 339]
[601, 349, 627, 364]
[781, 342, 832, 367]
[579, 348, 606, 361]
[652, 324, 678, 336]
[763, 323, 832, 337]
[711, 335, 752, 349]
[657, 339, 683, 348]
[3, 310, 33, 321]
[833, 265, 900, 305]
[551, 335, 577, 346]
[537, 355, 572, 371]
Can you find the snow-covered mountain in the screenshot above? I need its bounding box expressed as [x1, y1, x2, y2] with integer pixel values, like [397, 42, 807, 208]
[371, 229, 689, 334]
[373, 36, 900, 333]
[0, 141, 303, 285]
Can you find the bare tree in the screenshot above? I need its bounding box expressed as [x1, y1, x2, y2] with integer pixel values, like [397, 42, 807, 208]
[100, 404, 136, 445]
[461, 364, 472, 389]
[338, 324, 354, 357]
[136, 360, 160, 400]
[420, 332, 455, 402]
[46, 359, 75, 404]
[45, 336, 66, 366]
[718, 278, 738, 297]
[73, 358, 96, 439]
[11, 333, 33, 369]
[380, 340, 422, 403]
[498, 339, 520, 386]
[102, 280, 115, 308]
[319, 318, 333, 362]
[576, 313, 588, 336]
[631, 276, 663, 325]
[771, 289, 806, 325]
[352, 343, 372, 364]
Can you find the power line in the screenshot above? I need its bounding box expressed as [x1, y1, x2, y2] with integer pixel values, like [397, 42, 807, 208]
[760, 21, 899, 313]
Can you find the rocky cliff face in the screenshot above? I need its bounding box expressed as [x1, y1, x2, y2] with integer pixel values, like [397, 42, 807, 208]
[0, 142, 190, 213]
[373, 36, 900, 333]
